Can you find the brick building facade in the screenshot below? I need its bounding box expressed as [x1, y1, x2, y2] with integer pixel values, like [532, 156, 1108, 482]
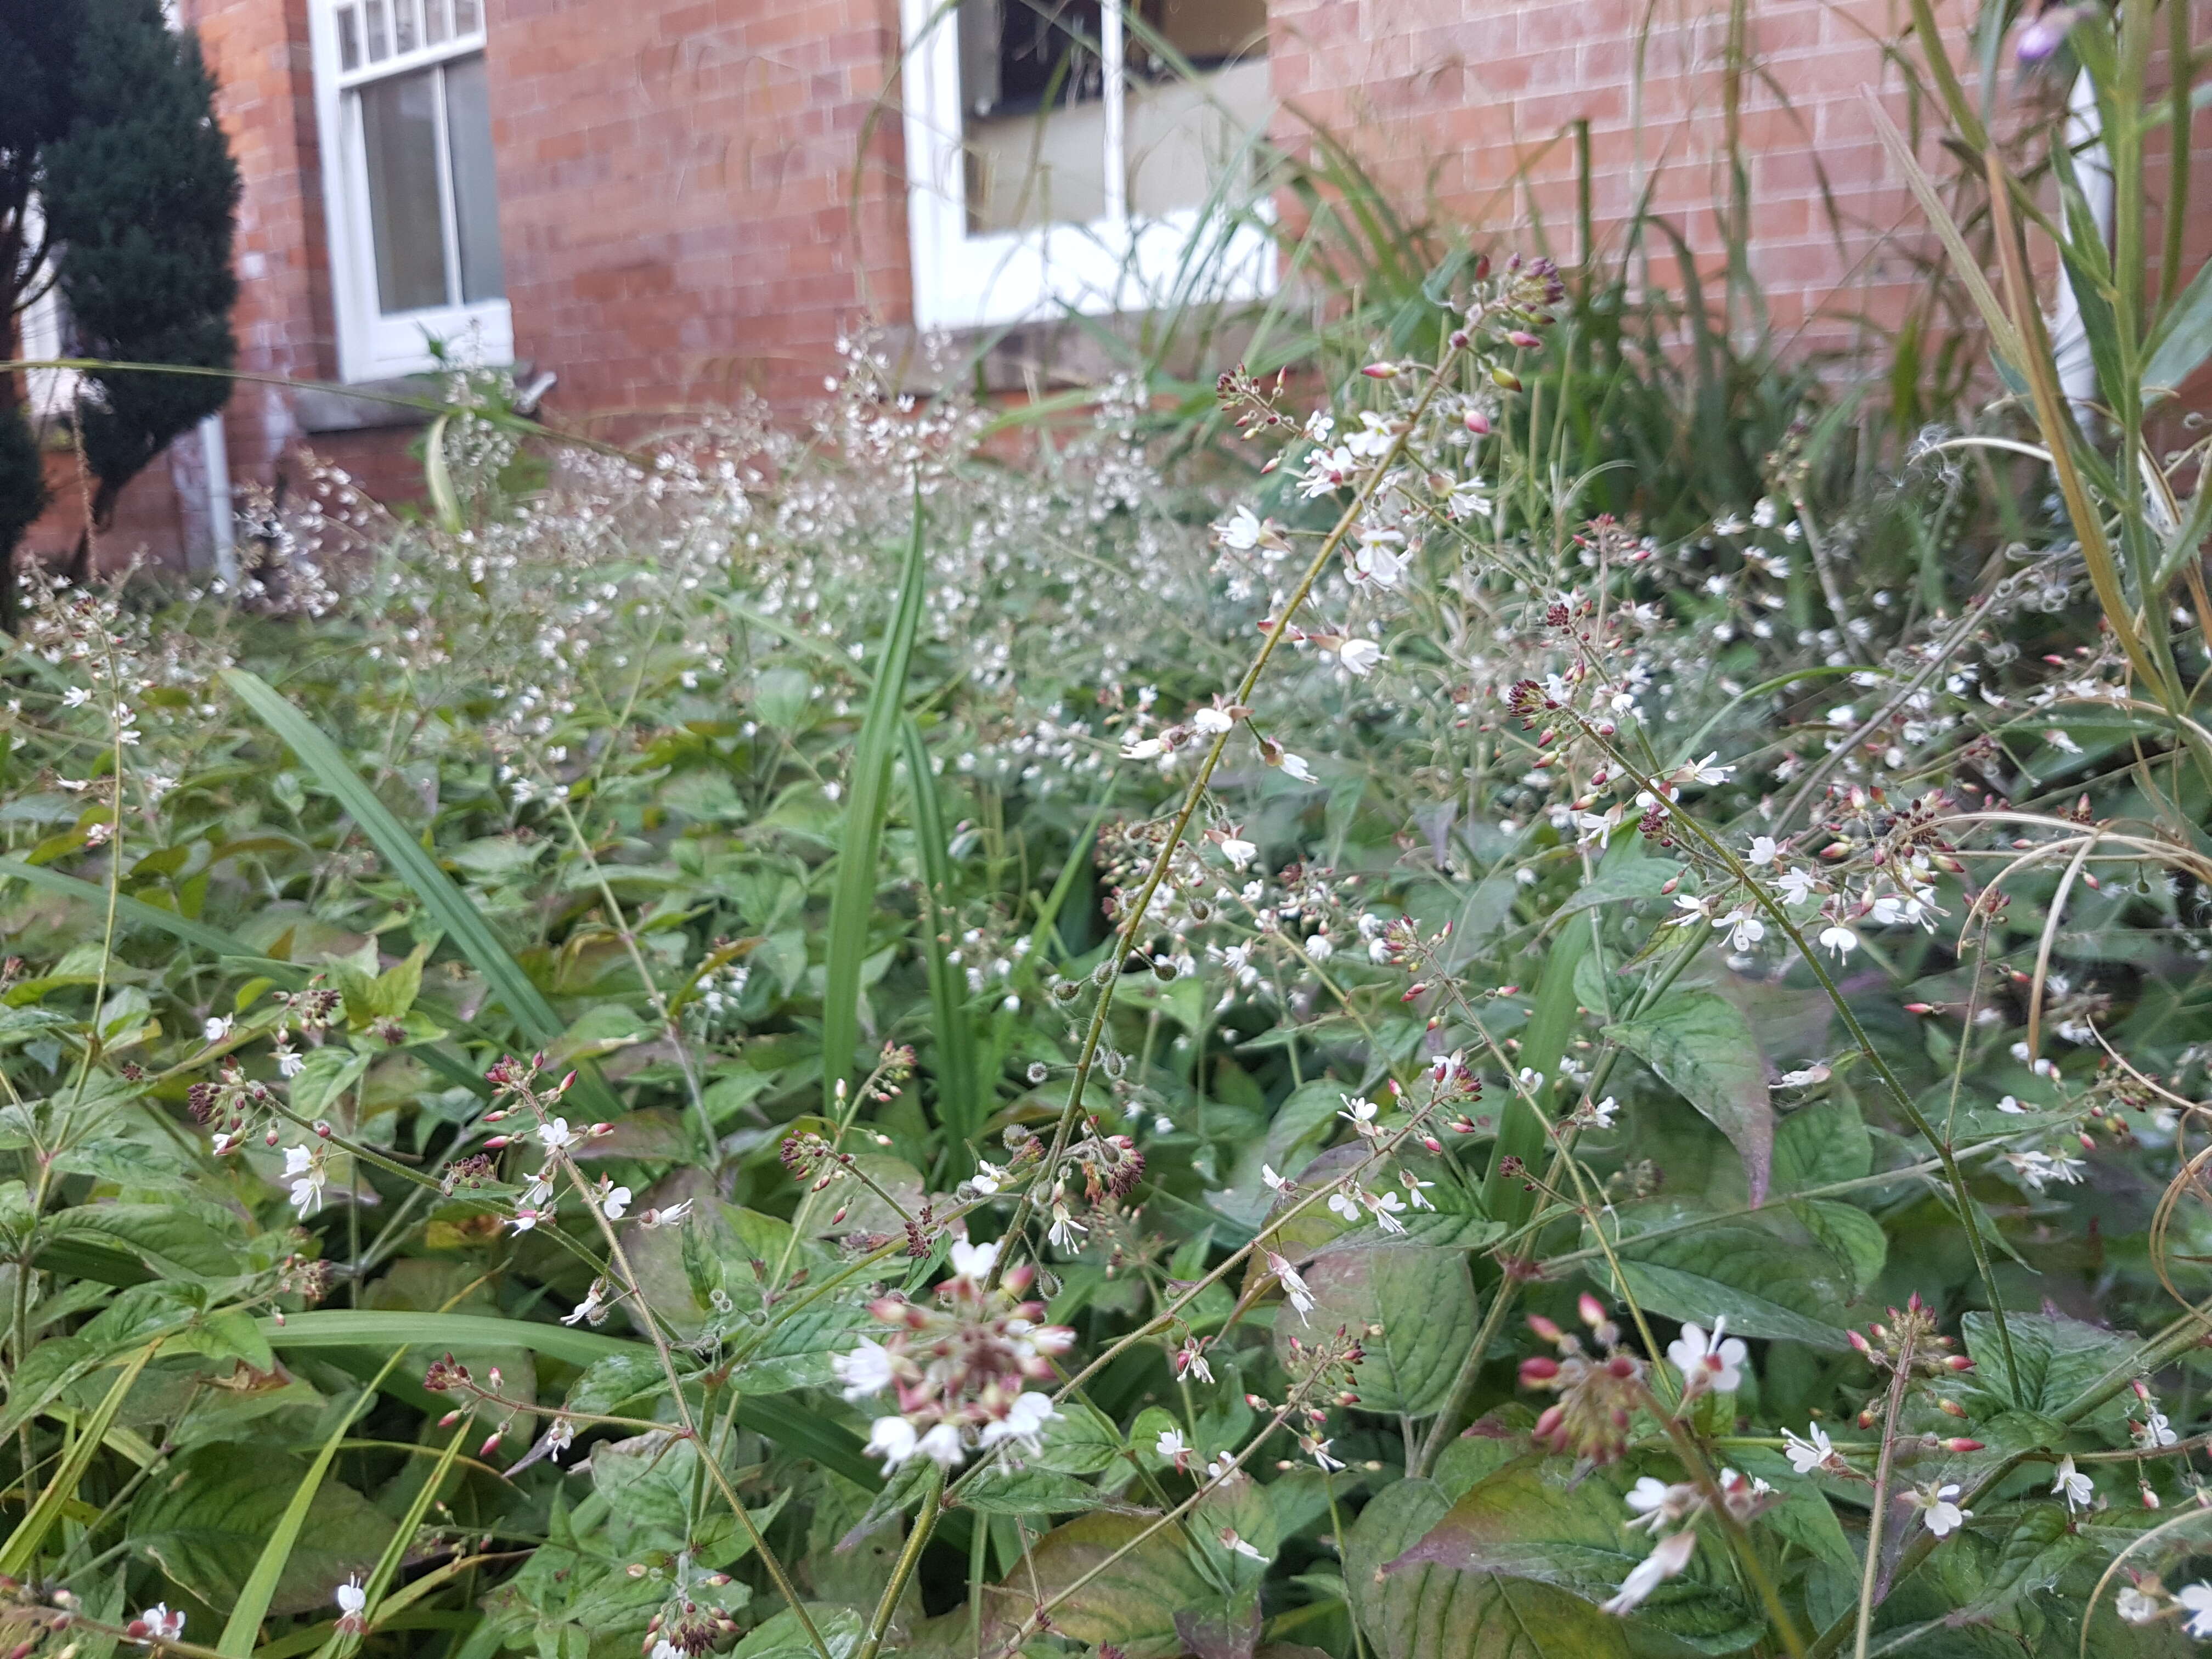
[20, 0, 2212, 573]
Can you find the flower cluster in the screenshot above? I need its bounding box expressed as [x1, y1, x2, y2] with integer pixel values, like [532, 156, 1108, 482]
[834, 1240, 1074, 1473]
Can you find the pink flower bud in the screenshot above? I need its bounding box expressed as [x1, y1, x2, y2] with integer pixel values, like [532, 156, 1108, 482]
[1943, 1437, 1983, 1452]
[484, 1135, 511, 1148]
[480, 1432, 504, 1458]
[1463, 409, 1491, 435]
[1361, 363, 1400, 379]
[1527, 1314, 1564, 1344]
[1506, 330, 1542, 349]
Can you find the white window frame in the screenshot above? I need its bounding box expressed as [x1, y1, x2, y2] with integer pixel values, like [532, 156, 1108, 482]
[899, 0, 1277, 332]
[305, 0, 511, 382]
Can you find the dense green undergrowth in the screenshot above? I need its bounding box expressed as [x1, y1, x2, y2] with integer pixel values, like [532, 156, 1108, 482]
[6, 5, 2212, 1659]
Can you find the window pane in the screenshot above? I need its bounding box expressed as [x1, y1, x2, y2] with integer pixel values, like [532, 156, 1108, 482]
[393, 0, 419, 53]
[443, 55, 505, 302]
[960, 0, 1109, 233]
[364, 0, 389, 60]
[358, 70, 449, 312]
[452, 0, 479, 32]
[424, 0, 449, 45]
[337, 4, 360, 69]
[1125, 0, 1268, 218]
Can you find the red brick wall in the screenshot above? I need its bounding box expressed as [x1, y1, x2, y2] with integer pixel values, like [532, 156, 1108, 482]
[481, 0, 913, 427]
[178, 0, 338, 478]
[1264, 0, 2212, 351]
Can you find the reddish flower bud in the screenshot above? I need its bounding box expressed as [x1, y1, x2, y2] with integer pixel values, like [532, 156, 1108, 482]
[1463, 409, 1491, 436]
[1361, 362, 1400, 379]
[1519, 1355, 1561, 1385]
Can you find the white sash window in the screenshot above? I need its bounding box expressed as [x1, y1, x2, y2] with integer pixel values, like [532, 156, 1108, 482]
[900, 0, 1277, 331]
[307, 0, 510, 381]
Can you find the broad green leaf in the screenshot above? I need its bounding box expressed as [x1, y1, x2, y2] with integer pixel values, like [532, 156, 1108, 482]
[979, 1512, 1214, 1657]
[1273, 1245, 1472, 1415]
[1602, 1223, 1855, 1349]
[1771, 1099, 1871, 1192]
[1792, 1199, 1887, 1298]
[1345, 1477, 1630, 1659]
[1554, 857, 1680, 918]
[1386, 1456, 1762, 1651]
[1035, 1400, 1124, 1475]
[730, 1606, 864, 1659]
[1962, 1311, 2139, 1427]
[126, 1446, 393, 1616]
[1605, 991, 1774, 1205]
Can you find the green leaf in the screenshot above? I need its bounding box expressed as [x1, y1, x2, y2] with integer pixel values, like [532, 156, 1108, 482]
[1386, 1457, 1762, 1651]
[1604, 991, 1774, 1206]
[1273, 1245, 1472, 1415]
[822, 499, 927, 1097]
[1554, 858, 1680, 918]
[1946, 1503, 2089, 1624]
[1602, 1223, 1855, 1349]
[1035, 1400, 1124, 1475]
[1345, 1477, 1630, 1659]
[731, 1607, 864, 1659]
[2145, 253, 2212, 395]
[219, 669, 617, 1116]
[126, 1446, 394, 1616]
[902, 716, 982, 1170]
[1962, 1310, 2139, 1427]
[0, 1343, 156, 1575]
[1771, 1099, 1871, 1192]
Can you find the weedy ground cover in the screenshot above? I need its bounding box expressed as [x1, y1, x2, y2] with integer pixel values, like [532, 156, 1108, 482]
[4, 4, 2212, 1658]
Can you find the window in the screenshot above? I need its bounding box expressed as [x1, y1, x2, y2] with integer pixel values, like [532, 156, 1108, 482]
[307, 0, 509, 382]
[901, 0, 1276, 331]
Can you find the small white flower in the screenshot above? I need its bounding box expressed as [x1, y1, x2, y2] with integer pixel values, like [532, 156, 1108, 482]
[1338, 639, 1383, 676]
[2135, 1410, 2179, 1449]
[1155, 1426, 1189, 1467]
[204, 1015, 234, 1044]
[1367, 1190, 1408, 1234]
[2115, 1585, 2160, 1624]
[949, 1238, 1000, 1282]
[1261, 1164, 1293, 1194]
[1996, 1094, 2027, 1114]
[978, 1391, 1059, 1459]
[1216, 506, 1263, 550]
[2182, 1583, 2212, 1639]
[600, 1184, 631, 1220]
[866, 1415, 919, 1469]
[1327, 1190, 1362, 1223]
[1220, 1527, 1269, 1561]
[1667, 1318, 1747, 1395]
[1915, 1482, 1971, 1537]
[1600, 1530, 1697, 1615]
[916, 1423, 967, 1469]
[1301, 1433, 1344, 1471]
[137, 1606, 187, 1643]
[275, 1045, 306, 1079]
[562, 1280, 610, 1326]
[833, 1336, 896, 1401]
[62, 685, 91, 708]
[335, 1574, 367, 1619]
[1819, 923, 1859, 961]
[1400, 1172, 1436, 1210]
[1681, 752, 1734, 786]
[284, 1145, 326, 1218]
[1277, 752, 1317, 783]
[1219, 836, 1257, 870]
[537, 1117, 578, 1151]
[1193, 706, 1235, 735]
[1776, 867, 1819, 907]
[544, 1416, 575, 1459]
[1267, 1251, 1315, 1324]
[1120, 736, 1164, 760]
[1583, 1096, 1619, 1129]
[2051, 1455, 2094, 1513]
[1747, 836, 1779, 866]
[1782, 1423, 1835, 1475]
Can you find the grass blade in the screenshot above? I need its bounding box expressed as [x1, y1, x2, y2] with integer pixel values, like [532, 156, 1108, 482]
[218, 1379, 384, 1656]
[422, 414, 464, 535]
[901, 716, 980, 1174]
[320, 1418, 471, 1659]
[821, 494, 927, 1098]
[0, 1342, 157, 1576]
[220, 668, 616, 1114]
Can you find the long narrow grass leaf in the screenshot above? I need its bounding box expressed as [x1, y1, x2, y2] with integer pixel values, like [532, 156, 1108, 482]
[219, 668, 615, 1113]
[821, 494, 927, 1097]
[901, 716, 979, 1171]
[0, 1344, 157, 1576]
